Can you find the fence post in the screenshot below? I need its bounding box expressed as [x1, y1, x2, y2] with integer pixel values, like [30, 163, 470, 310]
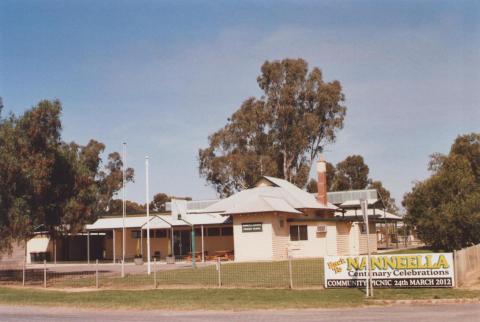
[153, 258, 157, 289]
[453, 250, 458, 288]
[43, 260, 47, 288]
[95, 259, 99, 289]
[288, 257, 293, 289]
[22, 262, 25, 287]
[217, 257, 222, 287]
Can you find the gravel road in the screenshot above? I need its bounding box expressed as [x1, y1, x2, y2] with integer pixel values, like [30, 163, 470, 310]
[0, 303, 479, 321]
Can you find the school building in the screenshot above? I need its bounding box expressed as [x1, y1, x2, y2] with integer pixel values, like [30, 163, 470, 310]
[22, 158, 400, 264]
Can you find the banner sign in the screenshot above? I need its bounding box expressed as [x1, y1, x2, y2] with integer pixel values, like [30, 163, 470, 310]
[324, 253, 454, 288]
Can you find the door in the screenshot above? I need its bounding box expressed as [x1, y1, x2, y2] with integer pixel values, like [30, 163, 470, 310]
[173, 230, 191, 258]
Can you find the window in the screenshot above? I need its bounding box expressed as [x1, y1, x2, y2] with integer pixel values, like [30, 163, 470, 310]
[131, 230, 141, 239]
[242, 222, 263, 233]
[279, 219, 285, 228]
[290, 225, 308, 241]
[207, 227, 221, 236]
[221, 227, 233, 236]
[155, 229, 168, 238]
[194, 228, 202, 236]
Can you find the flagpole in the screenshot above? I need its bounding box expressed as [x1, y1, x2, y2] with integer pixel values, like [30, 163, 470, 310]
[122, 142, 126, 278]
[146, 156, 151, 275]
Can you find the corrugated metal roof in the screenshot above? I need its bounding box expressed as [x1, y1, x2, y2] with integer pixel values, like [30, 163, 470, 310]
[145, 216, 172, 229]
[165, 199, 218, 212]
[202, 176, 337, 215]
[87, 212, 232, 231]
[86, 216, 151, 230]
[182, 213, 232, 225]
[326, 189, 378, 204]
[225, 195, 302, 215]
[143, 213, 231, 229]
[336, 209, 402, 221]
[261, 176, 337, 210]
[339, 199, 380, 208]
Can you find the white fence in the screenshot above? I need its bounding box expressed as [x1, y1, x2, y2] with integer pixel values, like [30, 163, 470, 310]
[454, 244, 480, 287]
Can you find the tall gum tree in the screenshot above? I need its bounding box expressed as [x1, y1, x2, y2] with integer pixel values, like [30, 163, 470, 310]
[199, 58, 346, 196]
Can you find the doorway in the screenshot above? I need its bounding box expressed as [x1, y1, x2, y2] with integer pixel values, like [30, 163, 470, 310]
[173, 230, 191, 258]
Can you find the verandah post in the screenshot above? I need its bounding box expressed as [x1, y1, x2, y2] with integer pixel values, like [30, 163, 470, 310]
[43, 259, 47, 288]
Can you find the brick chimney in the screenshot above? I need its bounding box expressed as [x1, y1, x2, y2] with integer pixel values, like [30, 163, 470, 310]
[317, 157, 328, 205]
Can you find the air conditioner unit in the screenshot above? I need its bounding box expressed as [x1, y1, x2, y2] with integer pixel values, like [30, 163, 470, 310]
[316, 225, 327, 233]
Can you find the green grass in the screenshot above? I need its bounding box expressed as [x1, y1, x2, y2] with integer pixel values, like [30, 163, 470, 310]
[0, 287, 362, 310]
[380, 247, 437, 255]
[0, 287, 479, 310]
[371, 288, 480, 301]
[53, 258, 324, 289]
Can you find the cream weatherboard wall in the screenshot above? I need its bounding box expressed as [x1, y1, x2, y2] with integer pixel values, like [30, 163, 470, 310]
[233, 214, 274, 261]
[336, 222, 352, 255]
[271, 214, 289, 260]
[359, 222, 377, 254]
[287, 222, 337, 259]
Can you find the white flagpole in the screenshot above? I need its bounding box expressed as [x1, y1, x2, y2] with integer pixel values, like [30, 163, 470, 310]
[122, 142, 126, 278]
[146, 156, 151, 275]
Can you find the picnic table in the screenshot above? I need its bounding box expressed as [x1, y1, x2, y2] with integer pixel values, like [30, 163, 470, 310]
[185, 251, 202, 261]
[213, 250, 234, 261]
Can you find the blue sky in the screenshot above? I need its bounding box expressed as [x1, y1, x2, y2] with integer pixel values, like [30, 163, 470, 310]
[1, 0, 479, 210]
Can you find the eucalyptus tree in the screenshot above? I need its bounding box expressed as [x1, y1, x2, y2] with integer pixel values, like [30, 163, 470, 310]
[199, 58, 346, 196]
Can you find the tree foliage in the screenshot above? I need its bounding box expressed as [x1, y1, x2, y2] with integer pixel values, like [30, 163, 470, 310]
[108, 199, 145, 215]
[0, 100, 133, 253]
[150, 193, 192, 212]
[368, 180, 398, 214]
[199, 58, 346, 197]
[403, 133, 480, 251]
[331, 155, 370, 191]
[306, 155, 397, 213]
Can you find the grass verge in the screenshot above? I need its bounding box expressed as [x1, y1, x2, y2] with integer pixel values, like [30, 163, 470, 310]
[53, 258, 324, 289]
[0, 287, 479, 310]
[0, 287, 361, 310]
[380, 247, 437, 255]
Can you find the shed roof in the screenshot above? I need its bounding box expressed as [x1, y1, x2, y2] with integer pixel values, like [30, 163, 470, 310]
[86, 216, 152, 230]
[336, 209, 403, 221]
[87, 212, 231, 231]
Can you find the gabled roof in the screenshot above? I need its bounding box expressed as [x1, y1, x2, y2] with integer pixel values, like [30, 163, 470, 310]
[87, 213, 231, 231]
[261, 176, 337, 210]
[86, 216, 151, 230]
[202, 176, 337, 215]
[222, 195, 302, 215]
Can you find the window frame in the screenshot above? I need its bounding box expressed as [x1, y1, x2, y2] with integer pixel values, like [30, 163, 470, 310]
[290, 225, 308, 241]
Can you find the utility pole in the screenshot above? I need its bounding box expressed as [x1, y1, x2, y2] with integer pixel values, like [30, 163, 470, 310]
[361, 199, 373, 297]
[146, 156, 151, 275]
[122, 142, 126, 277]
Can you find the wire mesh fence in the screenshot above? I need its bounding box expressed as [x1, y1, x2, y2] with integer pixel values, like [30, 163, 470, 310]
[0, 257, 325, 290]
